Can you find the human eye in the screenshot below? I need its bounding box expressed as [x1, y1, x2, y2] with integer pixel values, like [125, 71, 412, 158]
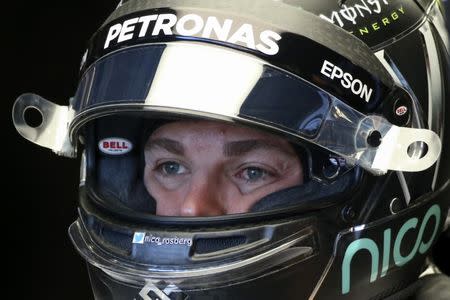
[156, 161, 188, 176]
[235, 166, 275, 183]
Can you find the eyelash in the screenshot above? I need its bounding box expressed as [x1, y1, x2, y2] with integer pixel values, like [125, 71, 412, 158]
[154, 161, 188, 176]
[152, 161, 278, 184]
[234, 165, 276, 183]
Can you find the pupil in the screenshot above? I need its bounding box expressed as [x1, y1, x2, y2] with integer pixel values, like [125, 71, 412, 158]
[164, 163, 179, 174]
[247, 167, 263, 180]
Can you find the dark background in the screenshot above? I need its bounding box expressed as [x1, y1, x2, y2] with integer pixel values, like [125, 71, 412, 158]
[6, 1, 450, 300]
[7, 2, 117, 299]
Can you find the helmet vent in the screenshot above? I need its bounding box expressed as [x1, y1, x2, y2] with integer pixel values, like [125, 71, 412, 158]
[193, 236, 247, 255]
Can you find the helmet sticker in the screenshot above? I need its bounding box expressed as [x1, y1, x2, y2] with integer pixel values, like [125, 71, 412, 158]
[320, 0, 389, 27]
[132, 232, 146, 244]
[138, 282, 184, 300]
[341, 204, 441, 294]
[132, 232, 193, 247]
[104, 13, 282, 55]
[98, 137, 133, 155]
[319, 0, 406, 37]
[395, 105, 408, 116]
[321, 60, 374, 102]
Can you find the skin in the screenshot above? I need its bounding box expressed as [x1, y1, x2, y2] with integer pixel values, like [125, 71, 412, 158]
[143, 120, 303, 216]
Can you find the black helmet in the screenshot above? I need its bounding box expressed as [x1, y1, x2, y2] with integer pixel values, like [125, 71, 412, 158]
[12, 0, 449, 299]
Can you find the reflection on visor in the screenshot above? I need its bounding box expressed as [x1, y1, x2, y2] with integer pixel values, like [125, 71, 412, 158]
[73, 45, 165, 111]
[75, 44, 331, 138]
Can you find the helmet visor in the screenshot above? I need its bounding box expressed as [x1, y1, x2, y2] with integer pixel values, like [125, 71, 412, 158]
[71, 42, 440, 175]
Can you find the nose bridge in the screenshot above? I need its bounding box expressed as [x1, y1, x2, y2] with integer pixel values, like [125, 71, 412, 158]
[180, 171, 224, 216]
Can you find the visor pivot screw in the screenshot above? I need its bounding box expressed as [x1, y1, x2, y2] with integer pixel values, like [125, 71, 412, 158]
[342, 206, 356, 223]
[367, 130, 382, 147]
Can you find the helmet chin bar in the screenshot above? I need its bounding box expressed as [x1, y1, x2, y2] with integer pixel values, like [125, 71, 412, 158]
[68, 212, 317, 287]
[12, 89, 441, 175]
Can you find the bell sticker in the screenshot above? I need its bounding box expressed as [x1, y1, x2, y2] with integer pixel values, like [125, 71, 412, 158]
[395, 105, 408, 116]
[99, 138, 133, 155]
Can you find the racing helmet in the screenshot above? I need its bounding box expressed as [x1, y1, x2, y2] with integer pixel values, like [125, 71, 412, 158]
[12, 0, 449, 299]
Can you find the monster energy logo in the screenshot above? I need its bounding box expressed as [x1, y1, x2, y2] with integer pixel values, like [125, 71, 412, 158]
[341, 204, 441, 294]
[320, 0, 390, 28]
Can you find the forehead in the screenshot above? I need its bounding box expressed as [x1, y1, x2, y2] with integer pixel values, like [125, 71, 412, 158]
[150, 120, 285, 142]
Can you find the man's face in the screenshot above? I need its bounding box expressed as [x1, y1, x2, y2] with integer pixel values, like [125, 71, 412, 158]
[144, 120, 303, 216]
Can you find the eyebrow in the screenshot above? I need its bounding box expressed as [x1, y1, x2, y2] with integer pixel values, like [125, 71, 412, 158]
[223, 140, 294, 157]
[146, 138, 295, 157]
[146, 138, 185, 155]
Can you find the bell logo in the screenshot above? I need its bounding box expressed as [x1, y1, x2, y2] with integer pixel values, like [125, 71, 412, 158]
[98, 138, 133, 155]
[341, 204, 441, 294]
[395, 106, 408, 116]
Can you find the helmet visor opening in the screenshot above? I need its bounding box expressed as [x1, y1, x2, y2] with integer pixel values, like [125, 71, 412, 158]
[84, 113, 358, 218]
